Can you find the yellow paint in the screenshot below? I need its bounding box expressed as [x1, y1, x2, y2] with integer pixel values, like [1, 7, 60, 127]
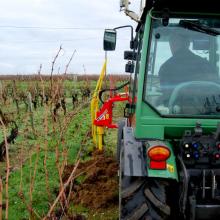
[167, 164, 174, 173]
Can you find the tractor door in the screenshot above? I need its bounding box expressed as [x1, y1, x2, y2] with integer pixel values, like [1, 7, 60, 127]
[128, 26, 144, 125]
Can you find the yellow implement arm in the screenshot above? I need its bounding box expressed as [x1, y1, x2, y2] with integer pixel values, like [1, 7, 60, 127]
[91, 59, 107, 151]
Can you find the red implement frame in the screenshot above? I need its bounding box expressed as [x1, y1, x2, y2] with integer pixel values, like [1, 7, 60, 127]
[94, 93, 129, 128]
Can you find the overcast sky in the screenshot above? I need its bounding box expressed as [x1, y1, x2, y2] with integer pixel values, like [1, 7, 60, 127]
[0, 0, 140, 75]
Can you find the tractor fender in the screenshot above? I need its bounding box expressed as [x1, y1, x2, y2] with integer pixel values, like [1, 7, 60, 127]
[116, 119, 126, 162]
[123, 126, 147, 176]
[122, 127, 178, 181]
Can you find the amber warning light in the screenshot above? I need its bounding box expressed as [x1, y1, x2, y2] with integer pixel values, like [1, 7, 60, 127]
[148, 146, 171, 169]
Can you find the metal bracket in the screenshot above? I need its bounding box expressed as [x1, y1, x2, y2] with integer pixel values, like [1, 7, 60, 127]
[194, 122, 203, 137]
[120, 0, 140, 22]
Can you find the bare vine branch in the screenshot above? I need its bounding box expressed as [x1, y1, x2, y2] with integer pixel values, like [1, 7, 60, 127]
[64, 49, 76, 75]
[50, 45, 63, 92]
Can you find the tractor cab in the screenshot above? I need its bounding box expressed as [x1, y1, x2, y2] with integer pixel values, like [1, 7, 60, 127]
[104, 0, 220, 138]
[135, 1, 220, 141]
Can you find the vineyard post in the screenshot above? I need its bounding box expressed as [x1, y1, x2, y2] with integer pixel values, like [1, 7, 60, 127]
[0, 81, 3, 102]
[0, 118, 10, 220]
[73, 75, 77, 90]
[27, 92, 35, 135]
[12, 80, 20, 116]
[29, 145, 40, 219]
[0, 176, 2, 220]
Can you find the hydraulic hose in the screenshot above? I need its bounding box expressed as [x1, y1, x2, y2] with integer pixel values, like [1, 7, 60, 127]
[177, 155, 189, 219]
[98, 81, 130, 103]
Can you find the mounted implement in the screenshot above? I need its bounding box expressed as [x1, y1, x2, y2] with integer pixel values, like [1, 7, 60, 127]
[91, 61, 129, 150]
[102, 0, 220, 219]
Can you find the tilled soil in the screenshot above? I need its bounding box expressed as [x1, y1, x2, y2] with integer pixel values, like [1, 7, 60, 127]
[62, 151, 119, 218]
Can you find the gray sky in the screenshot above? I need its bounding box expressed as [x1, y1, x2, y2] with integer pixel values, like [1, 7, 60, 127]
[0, 0, 139, 75]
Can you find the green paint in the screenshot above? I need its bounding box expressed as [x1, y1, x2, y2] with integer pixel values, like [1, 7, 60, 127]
[135, 14, 151, 135]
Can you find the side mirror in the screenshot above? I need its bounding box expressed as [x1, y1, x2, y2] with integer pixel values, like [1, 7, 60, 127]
[103, 29, 117, 51]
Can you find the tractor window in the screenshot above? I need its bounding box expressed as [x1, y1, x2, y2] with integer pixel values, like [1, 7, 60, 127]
[144, 17, 220, 117]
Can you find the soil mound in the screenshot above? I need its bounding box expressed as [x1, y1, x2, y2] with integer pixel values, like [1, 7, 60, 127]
[63, 151, 119, 210]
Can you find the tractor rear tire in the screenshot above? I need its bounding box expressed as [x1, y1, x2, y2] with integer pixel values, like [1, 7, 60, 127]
[119, 143, 171, 220]
[120, 176, 171, 220]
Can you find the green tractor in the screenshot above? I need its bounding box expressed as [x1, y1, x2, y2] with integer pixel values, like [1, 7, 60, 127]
[103, 0, 220, 219]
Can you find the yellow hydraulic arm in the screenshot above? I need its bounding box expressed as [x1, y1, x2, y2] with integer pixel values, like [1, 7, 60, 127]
[90, 59, 107, 151]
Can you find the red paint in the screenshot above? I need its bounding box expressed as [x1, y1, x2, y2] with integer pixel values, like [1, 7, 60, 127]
[150, 160, 167, 169]
[94, 93, 129, 128]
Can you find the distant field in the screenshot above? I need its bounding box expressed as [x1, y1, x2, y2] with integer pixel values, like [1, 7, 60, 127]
[0, 73, 129, 81]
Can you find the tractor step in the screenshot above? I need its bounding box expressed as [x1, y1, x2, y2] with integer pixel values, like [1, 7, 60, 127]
[195, 204, 220, 220]
[189, 195, 220, 220]
[187, 169, 220, 220]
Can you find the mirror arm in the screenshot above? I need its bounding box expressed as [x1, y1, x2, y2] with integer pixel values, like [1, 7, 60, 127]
[113, 25, 134, 43]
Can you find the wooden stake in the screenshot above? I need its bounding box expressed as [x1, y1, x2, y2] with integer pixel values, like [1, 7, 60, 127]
[0, 118, 10, 220]
[0, 176, 2, 220]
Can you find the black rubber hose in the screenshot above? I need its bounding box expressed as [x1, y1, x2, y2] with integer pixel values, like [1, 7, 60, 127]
[177, 155, 189, 219]
[98, 81, 130, 103]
